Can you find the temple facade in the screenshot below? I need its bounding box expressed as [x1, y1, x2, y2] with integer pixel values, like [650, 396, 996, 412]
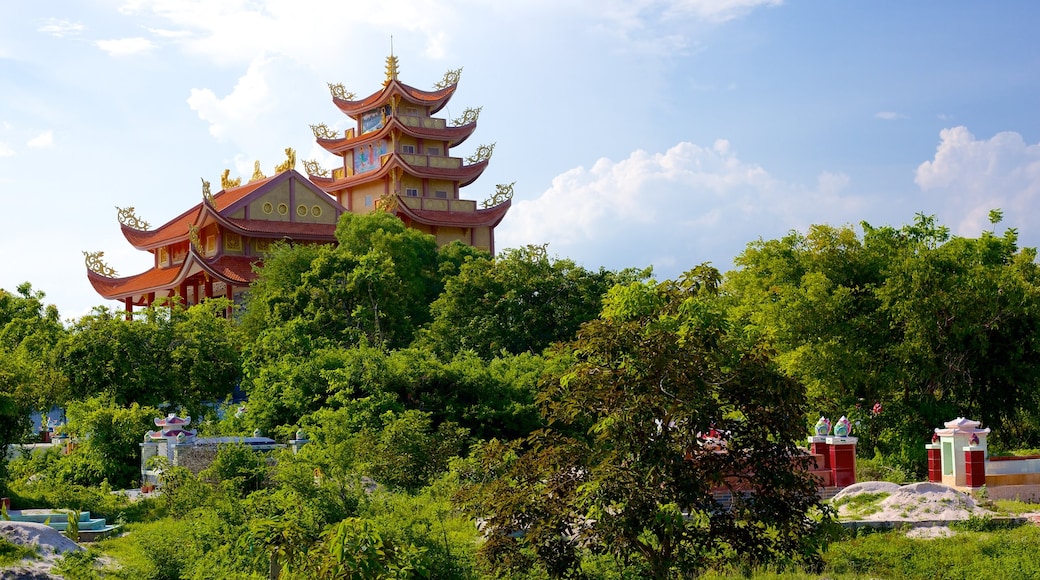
[85, 57, 511, 313]
[305, 55, 511, 254]
[86, 157, 345, 312]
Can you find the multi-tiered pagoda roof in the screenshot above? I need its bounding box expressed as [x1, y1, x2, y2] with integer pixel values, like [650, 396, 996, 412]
[304, 56, 511, 253]
[86, 157, 345, 311]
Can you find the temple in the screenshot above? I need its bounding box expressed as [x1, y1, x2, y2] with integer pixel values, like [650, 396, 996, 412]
[305, 55, 511, 253]
[86, 56, 511, 314]
[86, 156, 345, 313]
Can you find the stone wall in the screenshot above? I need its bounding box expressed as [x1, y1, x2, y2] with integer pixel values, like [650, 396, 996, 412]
[173, 444, 220, 475]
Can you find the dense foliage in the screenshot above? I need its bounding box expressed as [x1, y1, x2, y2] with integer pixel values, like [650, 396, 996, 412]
[4, 209, 1040, 579]
[726, 212, 1040, 473]
[458, 266, 825, 578]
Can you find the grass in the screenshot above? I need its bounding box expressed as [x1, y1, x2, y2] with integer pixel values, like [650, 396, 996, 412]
[0, 537, 38, 567]
[992, 498, 1040, 515]
[701, 524, 1040, 579]
[830, 491, 890, 519]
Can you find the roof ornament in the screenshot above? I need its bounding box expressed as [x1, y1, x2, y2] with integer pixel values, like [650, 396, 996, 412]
[188, 224, 203, 254]
[482, 182, 515, 209]
[327, 82, 355, 101]
[384, 54, 400, 86]
[434, 67, 462, 90]
[451, 106, 481, 127]
[274, 147, 297, 173]
[221, 169, 241, 190]
[375, 194, 398, 213]
[83, 251, 117, 278]
[303, 159, 329, 177]
[250, 160, 266, 182]
[116, 206, 150, 231]
[201, 178, 216, 207]
[309, 123, 340, 140]
[466, 142, 496, 165]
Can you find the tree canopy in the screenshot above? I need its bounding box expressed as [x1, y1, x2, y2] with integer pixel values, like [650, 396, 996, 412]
[458, 266, 825, 578]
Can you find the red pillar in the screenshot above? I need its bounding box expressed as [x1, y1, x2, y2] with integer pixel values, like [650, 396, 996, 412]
[829, 441, 857, 488]
[810, 439, 831, 470]
[124, 297, 133, 320]
[964, 449, 986, 488]
[927, 446, 943, 482]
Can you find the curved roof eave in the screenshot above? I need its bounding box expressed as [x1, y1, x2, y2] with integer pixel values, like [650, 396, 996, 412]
[314, 156, 488, 193]
[395, 197, 511, 229]
[317, 119, 477, 155]
[332, 80, 457, 117]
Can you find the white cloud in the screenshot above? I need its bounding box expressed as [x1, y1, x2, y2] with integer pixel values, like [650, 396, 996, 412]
[0, 142, 14, 157]
[874, 111, 908, 121]
[915, 126, 1040, 236]
[116, 0, 457, 69]
[497, 140, 862, 277]
[27, 131, 54, 149]
[96, 37, 156, 56]
[662, 0, 784, 22]
[817, 171, 850, 196]
[38, 18, 85, 37]
[187, 55, 274, 140]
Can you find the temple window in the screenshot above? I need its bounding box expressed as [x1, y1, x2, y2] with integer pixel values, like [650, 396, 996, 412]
[405, 188, 418, 197]
[427, 146, 441, 156]
[365, 195, 373, 207]
[435, 190, 448, 199]
[402, 145, 415, 154]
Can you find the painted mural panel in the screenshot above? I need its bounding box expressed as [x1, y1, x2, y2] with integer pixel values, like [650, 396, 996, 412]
[361, 106, 391, 134]
[354, 140, 388, 174]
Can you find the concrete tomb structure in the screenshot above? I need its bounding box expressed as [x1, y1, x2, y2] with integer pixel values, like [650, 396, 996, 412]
[808, 415, 859, 489]
[926, 417, 1040, 501]
[140, 413, 281, 490]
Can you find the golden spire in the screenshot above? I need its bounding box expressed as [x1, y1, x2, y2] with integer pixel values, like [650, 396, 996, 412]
[384, 54, 400, 86]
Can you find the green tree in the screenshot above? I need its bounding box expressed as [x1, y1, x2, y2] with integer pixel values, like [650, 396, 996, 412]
[243, 212, 441, 353]
[0, 283, 67, 481]
[57, 396, 158, 488]
[725, 213, 1040, 472]
[458, 266, 826, 579]
[422, 244, 643, 359]
[57, 302, 241, 411]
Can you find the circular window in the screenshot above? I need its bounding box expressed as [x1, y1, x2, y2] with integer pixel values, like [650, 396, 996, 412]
[296, 204, 307, 217]
[277, 203, 288, 215]
[262, 202, 273, 214]
[311, 205, 322, 217]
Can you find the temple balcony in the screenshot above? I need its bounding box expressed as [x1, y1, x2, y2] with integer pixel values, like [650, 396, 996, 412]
[401, 197, 476, 213]
[400, 153, 463, 169]
[398, 116, 446, 130]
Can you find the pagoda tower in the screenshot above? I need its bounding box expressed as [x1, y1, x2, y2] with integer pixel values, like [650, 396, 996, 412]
[85, 150, 346, 313]
[305, 55, 511, 254]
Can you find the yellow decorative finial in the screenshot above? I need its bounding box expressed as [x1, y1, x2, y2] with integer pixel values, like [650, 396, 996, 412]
[250, 160, 266, 182]
[221, 169, 241, 190]
[384, 54, 400, 86]
[83, 251, 117, 277]
[201, 178, 216, 207]
[274, 147, 297, 173]
[116, 206, 150, 230]
[188, 224, 203, 254]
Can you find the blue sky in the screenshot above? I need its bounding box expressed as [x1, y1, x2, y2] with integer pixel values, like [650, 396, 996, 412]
[2, 0, 1039, 320]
